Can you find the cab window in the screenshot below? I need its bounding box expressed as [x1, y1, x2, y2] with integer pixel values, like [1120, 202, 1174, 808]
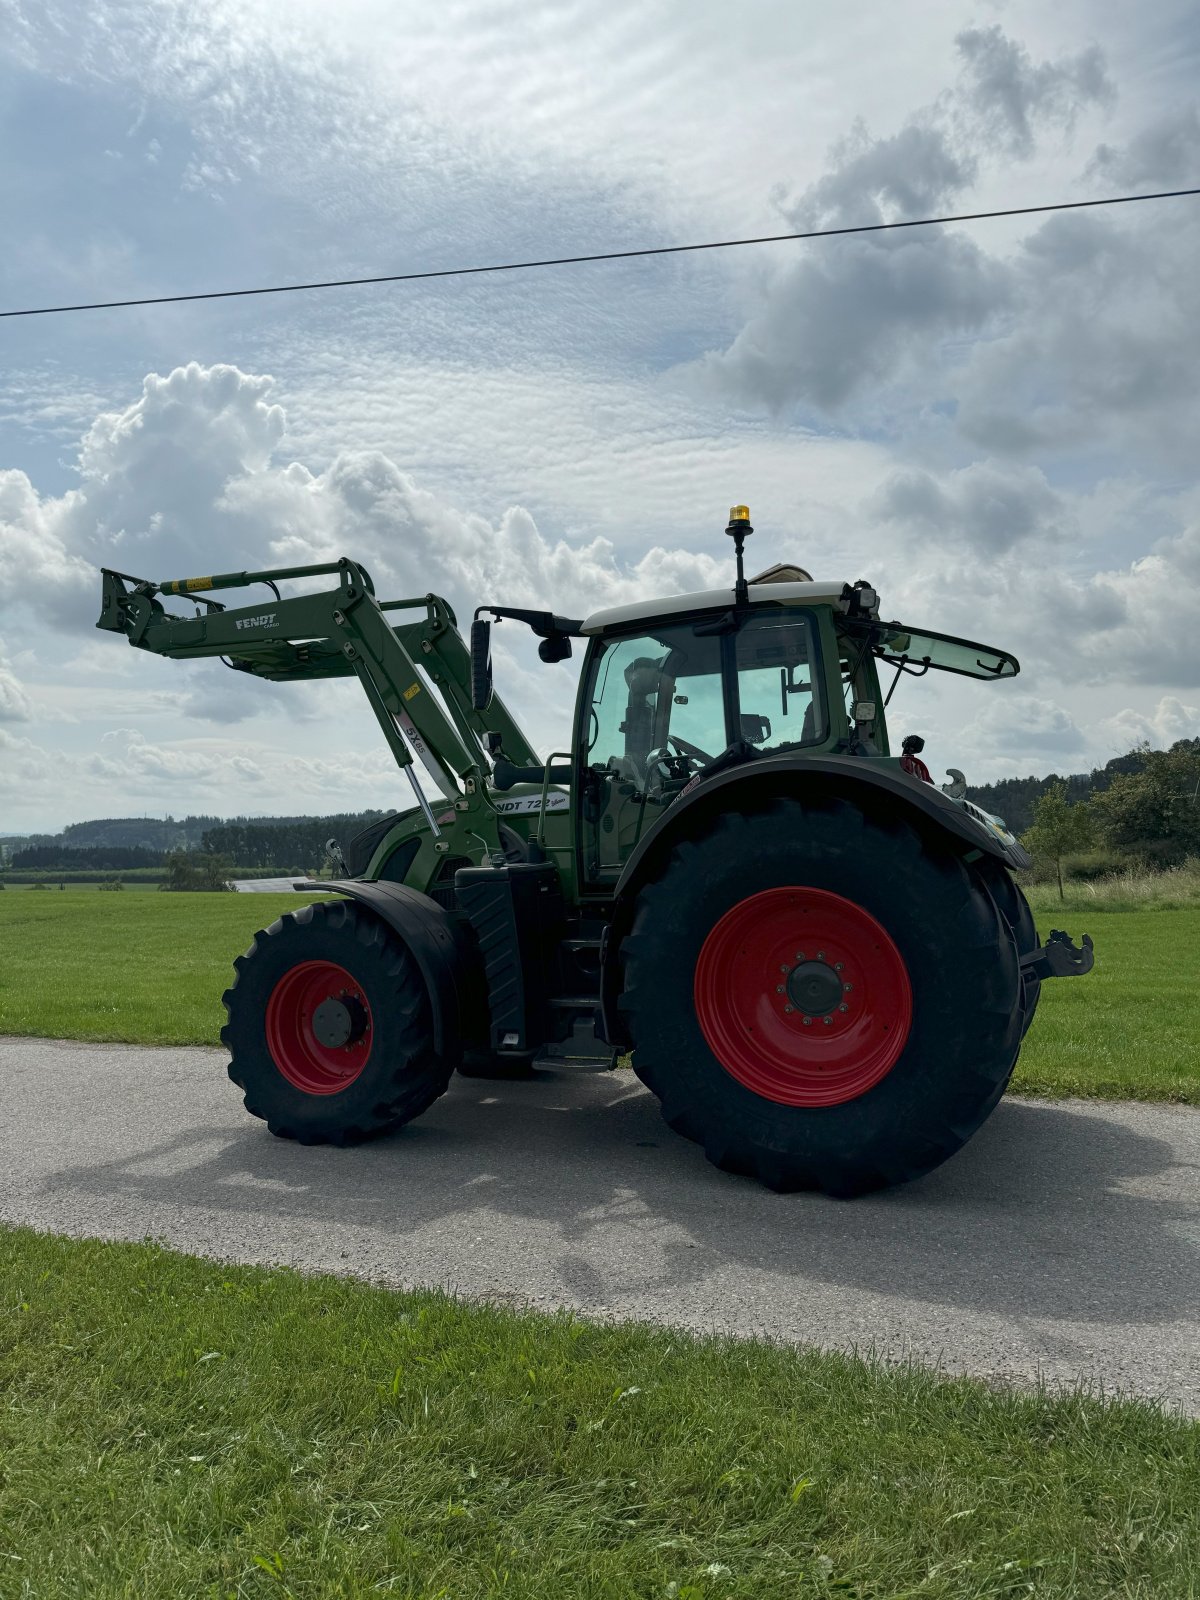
[734, 609, 824, 752]
[585, 626, 726, 787]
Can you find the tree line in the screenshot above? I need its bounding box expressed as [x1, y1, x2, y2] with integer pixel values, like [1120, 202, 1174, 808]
[1021, 739, 1200, 896]
[968, 747, 1158, 835]
[199, 812, 385, 869]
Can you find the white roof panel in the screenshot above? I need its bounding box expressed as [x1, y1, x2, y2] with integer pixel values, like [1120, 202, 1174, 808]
[581, 580, 851, 636]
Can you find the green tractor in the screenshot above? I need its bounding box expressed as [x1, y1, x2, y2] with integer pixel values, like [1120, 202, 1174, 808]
[97, 506, 1092, 1195]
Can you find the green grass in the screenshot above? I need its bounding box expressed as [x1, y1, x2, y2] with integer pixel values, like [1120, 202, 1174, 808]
[0, 1227, 1196, 1599]
[1026, 859, 1200, 914]
[1013, 908, 1200, 1104]
[1, 891, 1198, 1102]
[0, 892, 328, 1046]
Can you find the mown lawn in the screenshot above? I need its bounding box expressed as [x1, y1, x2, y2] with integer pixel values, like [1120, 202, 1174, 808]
[1012, 907, 1200, 1103]
[0, 891, 325, 1046]
[0, 1226, 1196, 1600]
[1, 891, 1197, 1103]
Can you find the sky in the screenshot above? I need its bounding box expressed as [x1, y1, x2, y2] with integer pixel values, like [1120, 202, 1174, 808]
[1, 0, 1198, 832]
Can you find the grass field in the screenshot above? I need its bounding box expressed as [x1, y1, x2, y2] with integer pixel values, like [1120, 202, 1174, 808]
[1, 888, 1195, 1102]
[0, 1226, 1196, 1600]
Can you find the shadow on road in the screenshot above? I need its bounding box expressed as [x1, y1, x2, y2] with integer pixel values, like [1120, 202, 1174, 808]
[39, 1062, 1199, 1330]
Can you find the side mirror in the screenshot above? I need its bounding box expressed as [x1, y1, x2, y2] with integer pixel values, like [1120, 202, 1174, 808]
[538, 634, 572, 664]
[470, 618, 493, 711]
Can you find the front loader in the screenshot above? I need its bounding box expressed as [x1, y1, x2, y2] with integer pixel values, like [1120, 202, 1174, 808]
[96, 508, 1092, 1195]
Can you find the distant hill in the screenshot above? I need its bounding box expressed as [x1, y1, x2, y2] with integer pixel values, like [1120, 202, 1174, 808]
[55, 816, 222, 851]
[3, 811, 389, 873]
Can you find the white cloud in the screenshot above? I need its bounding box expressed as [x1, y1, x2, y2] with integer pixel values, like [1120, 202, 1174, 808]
[869, 460, 1066, 553]
[696, 25, 1114, 414]
[1097, 695, 1200, 752]
[962, 693, 1088, 756]
[0, 645, 32, 721]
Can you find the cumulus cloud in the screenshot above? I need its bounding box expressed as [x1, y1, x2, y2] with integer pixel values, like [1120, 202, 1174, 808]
[697, 26, 1113, 414]
[0, 645, 32, 721]
[1097, 696, 1200, 752]
[2, 361, 728, 752]
[4, 361, 725, 642]
[962, 693, 1088, 756]
[953, 26, 1114, 159]
[869, 461, 1066, 553]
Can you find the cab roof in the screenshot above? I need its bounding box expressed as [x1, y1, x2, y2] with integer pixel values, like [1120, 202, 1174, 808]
[580, 580, 852, 636]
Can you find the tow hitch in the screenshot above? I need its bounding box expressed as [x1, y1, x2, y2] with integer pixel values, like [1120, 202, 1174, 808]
[1020, 930, 1095, 981]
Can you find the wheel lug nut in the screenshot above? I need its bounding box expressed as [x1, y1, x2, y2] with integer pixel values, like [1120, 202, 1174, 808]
[795, 950, 806, 961]
[843, 982, 853, 992]
[780, 964, 789, 973]
[802, 1016, 813, 1026]
[834, 962, 844, 972]
[822, 1015, 833, 1025]
[776, 985, 785, 994]
[838, 1002, 849, 1013]
[817, 950, 826, 960]
[784, 1004, 794, 1014]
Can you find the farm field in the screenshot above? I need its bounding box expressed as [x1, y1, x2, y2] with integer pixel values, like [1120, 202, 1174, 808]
[0, 890, 1196, 1102]
[1, 1225, 1197, 1599]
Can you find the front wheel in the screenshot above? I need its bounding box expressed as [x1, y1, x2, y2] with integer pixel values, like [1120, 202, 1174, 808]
[222, 898, 452, 1143]
[619, 797, 1022, 1195]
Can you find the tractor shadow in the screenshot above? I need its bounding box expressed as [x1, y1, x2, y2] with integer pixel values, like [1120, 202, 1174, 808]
[38, 1062, 1200, 1334]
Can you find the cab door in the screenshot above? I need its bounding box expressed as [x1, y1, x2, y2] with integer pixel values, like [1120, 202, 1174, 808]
[576, 622, 727, 888]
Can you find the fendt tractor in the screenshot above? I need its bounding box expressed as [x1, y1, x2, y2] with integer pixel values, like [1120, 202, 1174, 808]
[97, 507, 1093, 1195]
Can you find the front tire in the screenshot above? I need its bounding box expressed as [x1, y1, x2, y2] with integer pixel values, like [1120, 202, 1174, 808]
[619, 797, 1022, 1196]
[222, 899, 452, 1143]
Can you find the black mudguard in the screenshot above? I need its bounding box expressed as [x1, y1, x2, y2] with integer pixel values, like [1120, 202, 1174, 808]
[597, 753, 1029, 1050]
[307, 880, 481, 1062]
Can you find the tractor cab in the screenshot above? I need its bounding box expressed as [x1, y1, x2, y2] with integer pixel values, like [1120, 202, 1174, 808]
[564, 534, 1019, 886]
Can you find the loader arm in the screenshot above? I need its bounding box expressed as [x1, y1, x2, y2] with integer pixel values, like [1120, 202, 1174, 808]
[97, 558, 538, 840]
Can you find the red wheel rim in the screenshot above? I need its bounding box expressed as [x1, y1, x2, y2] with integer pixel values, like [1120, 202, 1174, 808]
[264, 960, 373, 1095]
[693, 886, 912, 1107]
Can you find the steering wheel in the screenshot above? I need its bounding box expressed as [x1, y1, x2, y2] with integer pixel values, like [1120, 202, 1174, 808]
[666, 732, 716, 766]
[645, 732, 715, 790]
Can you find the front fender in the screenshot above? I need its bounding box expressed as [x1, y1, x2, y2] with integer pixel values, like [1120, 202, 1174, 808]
[306, 880, 480, 1061]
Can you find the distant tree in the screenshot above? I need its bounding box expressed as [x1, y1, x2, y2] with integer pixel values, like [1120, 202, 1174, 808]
[98, 876, 124, 892]
[160, 851, 234, 892]
[1022, 782, 1095, 900]
[1088, 739, 1200, 865]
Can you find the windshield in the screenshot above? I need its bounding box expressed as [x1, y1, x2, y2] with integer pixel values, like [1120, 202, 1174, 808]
[585, 608, 825, 788]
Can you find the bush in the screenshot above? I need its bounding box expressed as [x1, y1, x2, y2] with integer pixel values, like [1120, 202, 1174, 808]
[159, 851, 234, 892]
[97, 877, 124, 892]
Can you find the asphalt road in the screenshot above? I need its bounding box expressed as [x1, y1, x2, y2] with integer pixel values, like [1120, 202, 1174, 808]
[3, 1036, 1198, 1414]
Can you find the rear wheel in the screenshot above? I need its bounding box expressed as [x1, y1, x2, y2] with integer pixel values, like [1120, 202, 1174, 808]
[620, 797, 1022, 1195]
[222, 899, 452, 1143]
[976, 861, 1041, 1037]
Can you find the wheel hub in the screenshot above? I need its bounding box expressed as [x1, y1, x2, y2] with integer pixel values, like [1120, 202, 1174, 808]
[785, 959, 844, 1017]
[312, 994, 369, 1049]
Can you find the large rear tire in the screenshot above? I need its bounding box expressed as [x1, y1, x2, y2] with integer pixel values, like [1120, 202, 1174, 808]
[619, 797, 1022, 1196]
[222, 899, 452, 1143]
[975, 861, 1041, 1038]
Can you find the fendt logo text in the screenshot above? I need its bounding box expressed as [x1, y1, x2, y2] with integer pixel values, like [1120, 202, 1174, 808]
[233, 613, 277, 631]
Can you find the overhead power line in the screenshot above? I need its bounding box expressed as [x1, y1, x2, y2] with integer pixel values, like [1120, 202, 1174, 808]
[2, 186, 1198, 321]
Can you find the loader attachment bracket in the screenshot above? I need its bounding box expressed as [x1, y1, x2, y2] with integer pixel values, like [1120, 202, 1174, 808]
[1020, 929, 1094, 981]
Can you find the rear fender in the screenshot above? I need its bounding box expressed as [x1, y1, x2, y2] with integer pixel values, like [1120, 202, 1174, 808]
[597, 754, 1028, 1049]
[307, 880, 480, 1062]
